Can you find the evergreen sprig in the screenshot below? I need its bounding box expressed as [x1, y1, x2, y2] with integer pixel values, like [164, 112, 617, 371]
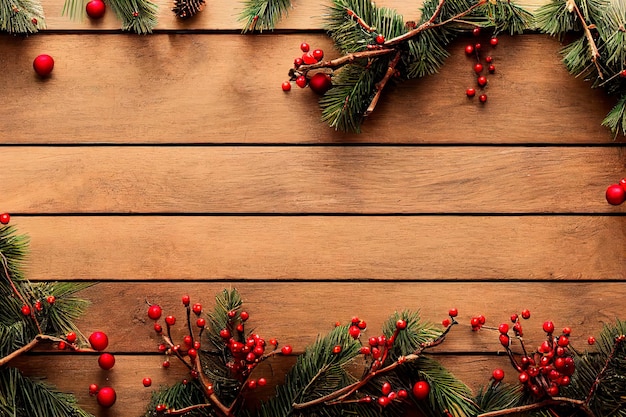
[0, 0, 45, 34]
[62, 0, 158, 33]
[293, 0, 533, 133]
[537, 0, 626, 136]
[239, 0, 291, 33]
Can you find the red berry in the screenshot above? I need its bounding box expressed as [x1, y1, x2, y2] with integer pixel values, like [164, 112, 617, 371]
[412, 381, 430, 400]
[89, 331, 109, 351]
[220, 328, 231, 339]
[588, 336, 596, 345]
[154, 323, 162, 333]
[499, 334, 510, 347]
[620, 178, 626, 189]
[187, 348, 197, 359]
[498, 323, 509, 334]
[98, 353, 115, 370]
[183, 335, 193, 346]
[543, 321, 555, 333]
[381, 381, 392, 395]
[258, 377, 267, 386]
[396, 319, 407, 330]
[547, 385, 559, 397]
[33, 54, 54, 77]
[162, 360, 170, 368]
[312, 49, 324, 60]
[58, 340, 67, 350]
[442, 318, 451, 327]
[155, 404, 166, 412]
[332, 345, 342, 354]
[621, 70, 626, 78]
[558, 336, 569, 347]
[472, 27, 481, 36]
[510, 313, 518, 323]
[66, 332, 77, 343]
[378, 396, 390, 407]
[181, 295, 190, 306]
[351, 317, 360, 324]
[519, 371, 529, 384]
[360, 346, 371, 355]
[606, 184, 625, 205]
[295, 76, 307, 88]
[34, 301, 42, 311]
[488, 64, 496, 73]
[474, 63, 483, 74]
[485, 56, 493, 63]
[470, 317, 480, 327]
[302, 52, 317, 65]
[281, 345, 292, 355]
[521, 309, 531, 319]
[46, 295, 55, 304]
[349, 325, 361, 339]
[490, 37, 499, 46]
[142, 377, 152, 387]
[158, 343, 167, 352]
[96, 386, 116, 408]
[192, 303, 202, 315]
[240, 311, 249, 321]
[562, 327, 572, 335]
[492, 368, 504, 381]
[86, 0, 106, 19]
[448, 308, 458, 317]
[465, 44, 474, 55]
[375, 34, 385, 44]
[475, 43, 481, 50]
[478, 315, 486, 325]
[236, 323, 244, 332]
[293, 57, 303, 68]
[300, 42, 310, 52]
[466, 88, 476, 97]
[357, 320, 367, 330]
[477, 76, 487, 87]
[368, 337, 379, 347]
[89, 383, 98, 395]
[0, 213, 10, 225]
[147, 304, 162, 320]
[165, 315, 176, 326]
[269, 338, 278, 346]
[21, 305, 31, 316]
[308, 73, 332, 95]
[192, 318, 204, 328]
[397, 389, 408, 399]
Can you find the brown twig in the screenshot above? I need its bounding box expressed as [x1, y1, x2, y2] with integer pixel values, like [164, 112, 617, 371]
[478, 397, 594, 417]
[585, 335, 625, 404]
[365, 51, 401, 116]
[568, 0, 603, 79]
[165, 403, 214, 415]
[0, 334, 95, 367]
[194, 355, 236, 417]
[298, 48, 396, 76]
[346, 8, 375, 32]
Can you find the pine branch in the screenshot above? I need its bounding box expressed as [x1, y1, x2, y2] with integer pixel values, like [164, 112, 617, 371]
[63, 0, 158, 33]
[239, 0, 291, 33]
[0, 0, 44, 33]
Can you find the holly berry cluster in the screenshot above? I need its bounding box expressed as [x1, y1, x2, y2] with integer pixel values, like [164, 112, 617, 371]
[464, 29, 499, 104]
[606, 178, 626, 205]
[282, 42, 332, 95]
[84, 331, 119, 408]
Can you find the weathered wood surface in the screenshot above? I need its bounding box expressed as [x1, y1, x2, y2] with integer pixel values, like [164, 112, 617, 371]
[2, 147, 624, 214]
[2, 0, 625, 416]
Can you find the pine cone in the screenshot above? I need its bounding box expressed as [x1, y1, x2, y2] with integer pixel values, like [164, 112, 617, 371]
[172, 0, 205, 19]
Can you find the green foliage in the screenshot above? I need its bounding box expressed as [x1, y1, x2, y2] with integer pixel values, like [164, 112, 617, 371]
[382, 310, 441, 358]
[474, 380, 525, 413]
[62, 0, 158, 33]
[239, 0, 291, 33]
[144, 381, 212, 417]
[0, 0, 45, 34]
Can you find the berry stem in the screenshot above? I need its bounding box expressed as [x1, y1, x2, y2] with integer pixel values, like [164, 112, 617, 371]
[185, 304, 195, 346]
[345, 8, 375, 32]
[193, 355, 236, 417]
[365, 51, 402, 117]
[0, 334, 96, 366]
[477, 397, 594, 417]
[568, 0, 602, 78]
[164, 403, 213, 415]
[585, 335, 626, 404]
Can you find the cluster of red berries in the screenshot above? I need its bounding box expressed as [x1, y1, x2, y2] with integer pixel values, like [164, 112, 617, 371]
[606, 178, 626, 205]
[442, 308, 459, 328]
[464, 28, 499, 104]
[19, 295, 57, 321]
[0, 213, 9, 224]
[282, 42, 332, 95]
[85, 331, 117, 408]
[357, 380, 430, 408]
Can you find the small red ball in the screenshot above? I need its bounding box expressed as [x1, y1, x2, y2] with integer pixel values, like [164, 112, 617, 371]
[33, 54, 54, 77]
[58, 340, 67, 350]
[396, 319, 407, 330]
[142, 377, 152, 387]
[472, 27, 481, 36]
[442, 318, 451, 327]
[192, 303, 202, 315]
[485, 56, 493, 63]
[302, 52, 317, 65]
[165, 315, 176, 326]
[477, 76, 487, 87]
[21, 305, 31, 316]
[89, 383, 98, 395]
[466, 88, 476, 98]
[293, 57, 303, 68]
[66, 332, 77, 343]
[86, 0, 106, 19]
[196, 318, 206, 328]
[465, 45, 474, 55]
[46, 295, 55, 304]
[156, 404, 167, 412]
[381, 381, 392, 395]
[181, 295, 190, 306]
[0, 213, 10, 225]
[257, 377, 267, 386]
[498, 323, 509, 334]
[378, 396, 390, 407]
[412, 381, 430, 400]
[588, 336, 596, 345]
[348, 325, 361, 339]
[543, 321, 555, 333]
[474, 63, 483, 74]
[154, 323, 162, 333]
[312, 49, 324, 61]
[521, 309, 531, 319]
[96, 386, 116, 408]
[488, 64, 496, 73]
[492, 368, 505, 381]
[295, 76, 307, 88]
[162, 360, 170, 368]
[490, 37, 499, 46]
[448, 308, 458, 317]
[474, 43, 481, 51]
[98, 353, 116, 370]
[499, 334, 509, 347]
[375, 34, 385, 44]
[89, 331, 109, 351]
[147, 304, 162, 320]
[606, 184, 626, 205]
[300, 42, 310, 52]
[332, 345, 342, 354]
[281, 345, 293, 355]
[240, 311, 249, 321]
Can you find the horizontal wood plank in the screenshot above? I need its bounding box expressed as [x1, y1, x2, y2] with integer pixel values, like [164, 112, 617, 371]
[12, 353, 512, 416]
[14, 216, 624, 280]
[2, 146, 625, 214]
[0, 34, 615, 144]
[40, 0, 546, 31]
[64, 282, 626, 354]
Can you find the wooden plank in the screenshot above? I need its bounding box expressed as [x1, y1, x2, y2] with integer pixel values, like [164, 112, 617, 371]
[66, 282, 626, 353]
[40, 0, 547, 31]
[13, 216, 625, 280]
[2, 146, 625, 214]
[11, 353, 511, 416]
[0, 34, 615, 144]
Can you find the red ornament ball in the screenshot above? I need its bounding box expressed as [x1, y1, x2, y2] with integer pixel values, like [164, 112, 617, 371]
[300, 42, 310, 52]
[0, 213, 10, 225]
[606, 184, 626, 205]
[281, 345, 293, 355]
[98, 353, 115, 370]
[412, 381, 430, 400]
[308, 73, 332, 95]
[490, 37, 499, 46]
[33, 54, 54, 77]
[88, 331, 109, 351]
[86, 0, 106, 19]
[142, 377, 152, 387]
[147, 304, 162, 320]
[96, 386, 116, 408]
[492, 368, 505, 381]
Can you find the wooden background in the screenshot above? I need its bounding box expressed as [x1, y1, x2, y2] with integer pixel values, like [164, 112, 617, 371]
[2, 0, 626, 415]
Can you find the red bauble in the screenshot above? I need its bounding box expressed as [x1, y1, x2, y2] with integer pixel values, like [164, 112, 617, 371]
[606, 184, 626, 205]
[308, 73, 332, 95]
[474, 63, 483, 74]
[96, 386, 116, 408]
[492, 368, 505, 381]
[165, 315, 176, 326]
[0, 213, 10, 224]
[89, 331, 109, 351]
[86, 0, 106, 19]
[490, 37, 499, 46]
[281, 81, 291, 91]
[543, 321, 555, 333]
[147, 304, 162, 320]
[33, 54, 54, 77]
[281, 345, 293, 355]
[477, 76, 487, 87]
[98, 353, 115, 370]
[412, 381, 430, 400]
[143, 377, 152, 387]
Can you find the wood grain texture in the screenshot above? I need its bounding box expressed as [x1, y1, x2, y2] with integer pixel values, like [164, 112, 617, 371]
[12, 216, 625, 280]
[2, 146, 625, 214]
[66, 282, 626, 354]
[0, 34, 616, 144]
[39, 0, 546, 31]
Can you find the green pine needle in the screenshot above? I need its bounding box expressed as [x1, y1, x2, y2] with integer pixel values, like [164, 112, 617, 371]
[144, 381, 211, 417]
[474, 380, 526, 413]
[239, 0, 291, 33]
[0, 0, 45, 34]
[62, 0, 158, 33]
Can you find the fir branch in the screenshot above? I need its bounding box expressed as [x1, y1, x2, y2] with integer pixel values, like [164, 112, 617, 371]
[0, 0, 45, 34]
[106, 0, 158, 33]
[239, 0, 291, 33]
[477, 397, 594, 417]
